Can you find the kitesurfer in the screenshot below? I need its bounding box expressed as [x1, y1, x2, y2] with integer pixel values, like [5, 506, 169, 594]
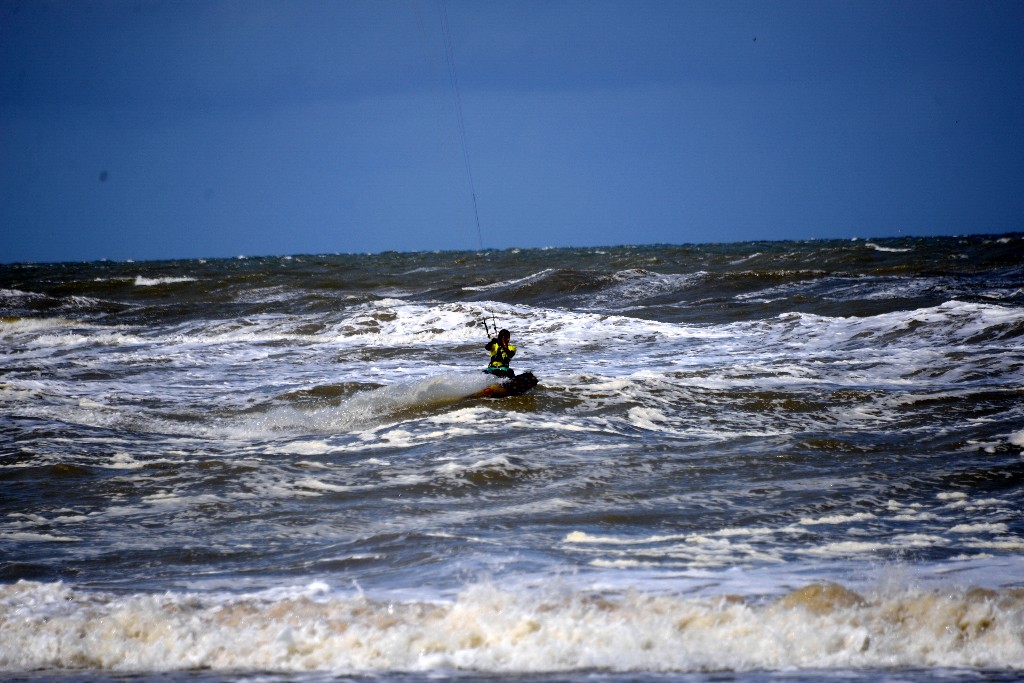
[484, 329, 516, 379]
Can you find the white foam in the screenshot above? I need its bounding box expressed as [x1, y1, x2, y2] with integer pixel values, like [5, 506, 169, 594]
[0, 316, 81, 339]
[0, 287, 46, 300]
[294, 478, 352, 493]
[806, 541, 889, 556]
[0, 532, 79, 543]
[800, 513, 877, 526]
[626, 406, 671, 431]
[134, 276, 198, 286]
[565, 531, 690, 546]
[965, 538, 1024, 550]
[950, 523, 1009, 534]
[3, 580, 1024, 673]
[865, 242, 913, 253]
[462, 269, 557, 292]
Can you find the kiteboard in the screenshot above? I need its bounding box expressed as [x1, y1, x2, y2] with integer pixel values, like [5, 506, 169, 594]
[474, 371, 539, 399]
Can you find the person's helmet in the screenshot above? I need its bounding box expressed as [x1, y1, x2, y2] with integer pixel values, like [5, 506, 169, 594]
[499, 329, 510, 341]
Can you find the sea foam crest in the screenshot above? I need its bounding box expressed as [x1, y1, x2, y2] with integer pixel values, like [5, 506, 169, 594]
[133, 276, 198, 286]
[2, 580, 1024, 673]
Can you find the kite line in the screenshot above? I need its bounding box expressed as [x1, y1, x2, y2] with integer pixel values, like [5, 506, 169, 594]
[438, 0, 483, 250]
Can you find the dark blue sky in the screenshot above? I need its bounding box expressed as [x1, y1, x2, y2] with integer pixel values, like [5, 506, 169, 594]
[2, 0, 1022, 263]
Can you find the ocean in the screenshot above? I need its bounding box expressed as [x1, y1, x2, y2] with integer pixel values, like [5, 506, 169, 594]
[2, 234, 1023, 682]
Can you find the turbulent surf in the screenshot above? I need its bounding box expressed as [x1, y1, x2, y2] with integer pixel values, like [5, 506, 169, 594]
[2, 234, 1023, 681]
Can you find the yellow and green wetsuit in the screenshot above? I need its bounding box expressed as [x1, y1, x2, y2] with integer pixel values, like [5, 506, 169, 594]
[484, 333, 516, 378]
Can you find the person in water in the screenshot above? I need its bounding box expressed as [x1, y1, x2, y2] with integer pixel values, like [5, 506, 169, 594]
[484, 329, 516, 379]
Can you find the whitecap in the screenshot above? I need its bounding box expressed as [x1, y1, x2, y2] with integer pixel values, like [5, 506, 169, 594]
[133, 276, 198, 286]
[865, 242, 913, 253]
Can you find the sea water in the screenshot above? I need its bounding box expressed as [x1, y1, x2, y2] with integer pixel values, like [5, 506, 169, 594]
[2, 235, 1023, 681]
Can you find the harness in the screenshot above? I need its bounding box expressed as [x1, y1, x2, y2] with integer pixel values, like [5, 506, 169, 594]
[487, 339, 515, 368]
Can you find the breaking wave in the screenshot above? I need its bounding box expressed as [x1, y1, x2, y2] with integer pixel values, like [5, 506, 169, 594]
[3, 580, 1023, 673]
